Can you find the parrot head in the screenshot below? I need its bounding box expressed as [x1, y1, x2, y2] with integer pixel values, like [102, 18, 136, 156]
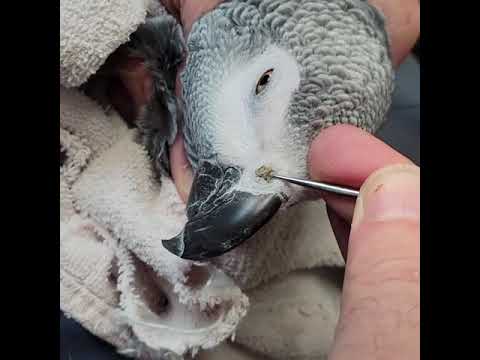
[161, 0, 394, 260]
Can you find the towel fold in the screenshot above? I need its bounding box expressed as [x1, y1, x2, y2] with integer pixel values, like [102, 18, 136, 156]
[61, 86, 253, 357]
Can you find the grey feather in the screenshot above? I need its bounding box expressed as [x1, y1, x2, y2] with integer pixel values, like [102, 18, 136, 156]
[181, 0, 394, 175]
[126, 15, 185, 177]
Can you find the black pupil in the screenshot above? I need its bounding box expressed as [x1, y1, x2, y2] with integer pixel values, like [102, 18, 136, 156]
[259, 73, 270, 86]
[256, 69, 273, 94]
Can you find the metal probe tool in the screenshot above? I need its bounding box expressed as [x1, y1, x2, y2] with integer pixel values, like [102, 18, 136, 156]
[272, 174, 360, 198]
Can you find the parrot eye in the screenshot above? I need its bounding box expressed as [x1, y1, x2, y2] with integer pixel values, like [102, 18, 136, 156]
[255, 69, 274, 95]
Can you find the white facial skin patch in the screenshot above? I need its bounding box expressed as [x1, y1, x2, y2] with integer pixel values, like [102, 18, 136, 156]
[210, 45, 301, 195]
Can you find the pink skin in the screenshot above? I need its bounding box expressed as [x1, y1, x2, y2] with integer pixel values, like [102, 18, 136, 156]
[307, 125, 413, 259]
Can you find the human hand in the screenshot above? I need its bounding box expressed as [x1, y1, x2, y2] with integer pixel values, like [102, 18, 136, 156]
[309, 124, 419, 359]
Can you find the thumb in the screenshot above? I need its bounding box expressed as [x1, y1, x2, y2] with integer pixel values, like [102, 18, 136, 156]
[351, 164, 420, 230]
[330, 164, 420, 360]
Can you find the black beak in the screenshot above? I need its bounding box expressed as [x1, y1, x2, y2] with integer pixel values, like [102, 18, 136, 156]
[162, 161, 282, 261]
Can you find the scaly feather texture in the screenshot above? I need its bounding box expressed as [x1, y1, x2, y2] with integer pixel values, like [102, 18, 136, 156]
[182, 0, 394, 176]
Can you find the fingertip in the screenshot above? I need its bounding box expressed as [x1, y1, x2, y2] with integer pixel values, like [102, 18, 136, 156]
[308, 124, 410, 188]
[351, 163, 420, 230]
[308, 124, 361, 181]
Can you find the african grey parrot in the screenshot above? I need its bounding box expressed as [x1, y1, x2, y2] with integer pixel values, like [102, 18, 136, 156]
[92, 0, 394, 262]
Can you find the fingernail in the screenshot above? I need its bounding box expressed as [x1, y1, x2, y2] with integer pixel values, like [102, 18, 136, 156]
[351, 164, 420, 229]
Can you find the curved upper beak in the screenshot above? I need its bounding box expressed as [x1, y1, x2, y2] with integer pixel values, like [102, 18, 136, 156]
[162, 161, 282, 261]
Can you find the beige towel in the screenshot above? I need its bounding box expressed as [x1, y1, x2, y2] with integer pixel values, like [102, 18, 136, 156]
[60, 0, 344, 358]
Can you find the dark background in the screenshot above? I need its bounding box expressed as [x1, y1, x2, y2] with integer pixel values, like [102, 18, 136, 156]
[377, 54, 420, 165]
